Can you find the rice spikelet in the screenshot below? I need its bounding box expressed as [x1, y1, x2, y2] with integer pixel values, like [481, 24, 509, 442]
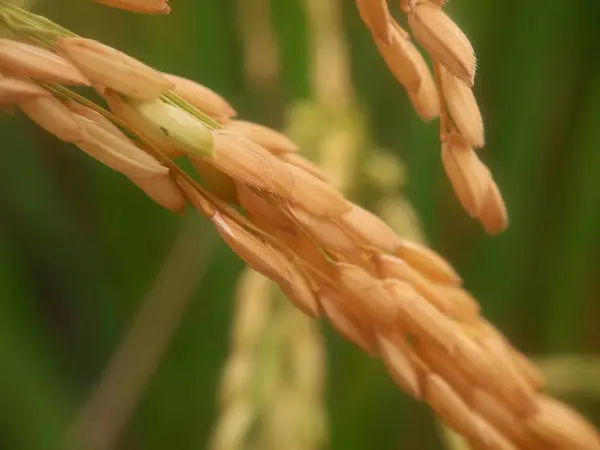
[19, 95, 82, 142]
[354, 0, 392, 42]
[440, 65, 484, 148]
[374, 22, 422, 92]
[318, 287, 377, 355]
[0, 77, 49, 103]
[395, 240, 461, 285]
[74, 114, 168, 178]
[377, 332, 422, 398]
[164, 73, 236, 123]
[209, 130, 296, 201]
[477, 176, 509, 235]
[130, 174, 186, 213]
[408, 1, 476, 86]
[0, 39, 89, 85]
[441, 139, 490, 217]
[57, 37, 174, 100]
[225, 120, 299, 154]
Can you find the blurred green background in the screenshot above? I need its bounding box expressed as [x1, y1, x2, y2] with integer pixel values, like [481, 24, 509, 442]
[1, 0, 600, 449]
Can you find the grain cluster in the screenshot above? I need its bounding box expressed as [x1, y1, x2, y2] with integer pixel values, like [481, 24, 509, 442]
[0, 2, 598, 448]
[357, 0, 506, 233]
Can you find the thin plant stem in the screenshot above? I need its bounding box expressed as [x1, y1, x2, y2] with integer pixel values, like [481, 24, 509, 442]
[66, 216, 218, 450]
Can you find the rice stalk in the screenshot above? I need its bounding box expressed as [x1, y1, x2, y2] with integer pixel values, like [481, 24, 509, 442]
[67, 217, 217, 450]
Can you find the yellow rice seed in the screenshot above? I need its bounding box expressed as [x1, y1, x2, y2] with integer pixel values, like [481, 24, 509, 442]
[408, 1, 476, 86]
[225, 120, 299, 154]
[385, 280, 457, 351]
[130, 174, 186, 213]
[19, 95, 82, 142]
[212, 212, 291, 283]
[374, 22, 422, 92]
[441, 140, 490, 217]
[440, 65, 484, 148]
[285, 162, 350, 218]
[57, 37, 173, 100]
[237, 183, 296, 234]
[472, 389, 542, 449]
[425, 374, 481, 441]
[209, 130, 296, 202]
[0, 39, 89, 85]
[375, 254, 454, 314]
[341, 204, 402, 254]
[354, 0, 392, 43]
[74, 114, 168, 179]
[276, 264, 320, 318]
[93, 0, 171, 14]
[164, 72, 236, 123]
[377, 332, 422, 399]
[336, 262, 398, 328]
[0, 77, 50, 104]
[525, 396, 600, 449]
[279, 152, 332, 183]
[477, 176, 509, 235]
[293, 206, 361, 258]
[395, 240, 461, 285]
[190, 156, 239, 204]
[318, 287, 377, 356]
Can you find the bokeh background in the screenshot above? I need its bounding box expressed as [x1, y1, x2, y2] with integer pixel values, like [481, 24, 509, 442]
[1, 0, 600, 449]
